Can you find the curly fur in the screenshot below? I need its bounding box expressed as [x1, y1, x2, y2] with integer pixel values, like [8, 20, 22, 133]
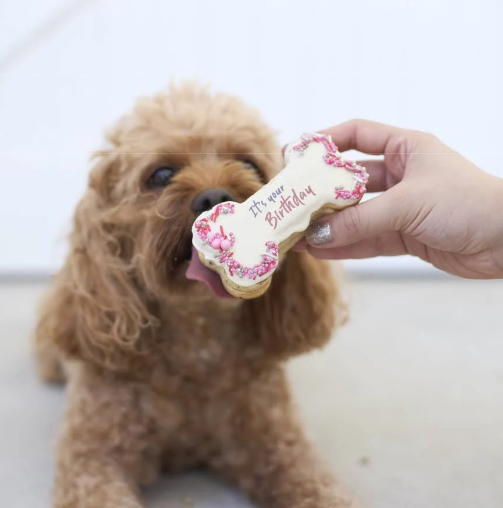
[34, 83, 356, 508]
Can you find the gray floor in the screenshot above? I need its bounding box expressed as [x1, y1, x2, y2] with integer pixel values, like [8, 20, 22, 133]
[1, 279, 502, 508]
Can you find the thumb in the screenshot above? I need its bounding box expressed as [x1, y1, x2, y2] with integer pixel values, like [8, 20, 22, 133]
[305, 189, 402, 248]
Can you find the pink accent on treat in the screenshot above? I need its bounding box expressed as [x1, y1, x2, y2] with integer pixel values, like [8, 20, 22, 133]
[209, 202, 235, 222]
[265, 240, 278, 257]
[292, 133, 368, 200]
[194, 202, 278, 281]
[335, 181, 366, 201]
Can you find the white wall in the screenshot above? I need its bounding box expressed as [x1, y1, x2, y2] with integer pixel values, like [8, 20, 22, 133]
[1, 0, 502, 275]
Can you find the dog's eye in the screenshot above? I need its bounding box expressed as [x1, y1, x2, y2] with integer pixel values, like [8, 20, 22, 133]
[242, 160, 260, 172]
[146, 167, 176, 188]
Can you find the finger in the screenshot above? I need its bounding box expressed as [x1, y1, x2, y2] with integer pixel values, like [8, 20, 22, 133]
[357, 159, 388, 193]
[306, 232, 408, 260]
[320, 119, 406, 155]
[305, 188, 403, 249]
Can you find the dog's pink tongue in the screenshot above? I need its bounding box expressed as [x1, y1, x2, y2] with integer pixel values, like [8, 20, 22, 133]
[186, 247, 234, 298]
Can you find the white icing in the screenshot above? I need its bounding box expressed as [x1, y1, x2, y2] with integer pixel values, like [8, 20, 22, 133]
[191, 133, 368, 288]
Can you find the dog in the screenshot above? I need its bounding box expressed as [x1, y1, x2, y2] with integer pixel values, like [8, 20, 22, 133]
[34, 83, 355, 508]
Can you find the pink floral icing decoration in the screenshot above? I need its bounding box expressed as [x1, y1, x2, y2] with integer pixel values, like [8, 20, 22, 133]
[194, 203, 278, 280]
[292, 133, 368, 201]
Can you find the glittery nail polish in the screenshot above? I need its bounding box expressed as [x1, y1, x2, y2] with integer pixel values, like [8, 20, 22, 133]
[305, 222, 333, 246]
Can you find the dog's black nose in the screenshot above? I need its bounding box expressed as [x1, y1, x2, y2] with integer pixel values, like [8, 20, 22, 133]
[191, 188, 235, 214]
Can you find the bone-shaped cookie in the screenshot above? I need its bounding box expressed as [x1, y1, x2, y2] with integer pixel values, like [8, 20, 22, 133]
[191, 132, 369, 298]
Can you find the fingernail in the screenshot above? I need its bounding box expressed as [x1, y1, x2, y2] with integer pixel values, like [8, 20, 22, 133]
[305, 221, 333, 246]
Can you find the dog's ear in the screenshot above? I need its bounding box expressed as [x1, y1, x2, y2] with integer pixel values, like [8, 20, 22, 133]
[87, 152, 123, 204]
[34, 155, 158, 371]
[243, 252, 347, 358]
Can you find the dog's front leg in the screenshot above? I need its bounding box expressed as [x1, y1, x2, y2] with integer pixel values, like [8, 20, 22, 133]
[53, 454, 143, 508]
[209, 372, 358, 508]
[52, 369, 180, 508]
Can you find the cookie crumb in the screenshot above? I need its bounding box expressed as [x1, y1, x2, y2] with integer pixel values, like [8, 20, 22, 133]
[358, 456, 370, 466]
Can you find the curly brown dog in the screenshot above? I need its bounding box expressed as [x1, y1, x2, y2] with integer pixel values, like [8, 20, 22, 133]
[34, 83, 355, 508]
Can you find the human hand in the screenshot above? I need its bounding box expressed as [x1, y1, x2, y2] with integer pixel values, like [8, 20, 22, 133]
[298, 120, 503, 279]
